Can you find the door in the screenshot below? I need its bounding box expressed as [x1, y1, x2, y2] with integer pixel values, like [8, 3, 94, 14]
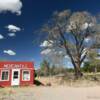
[11, 69, 20, 86]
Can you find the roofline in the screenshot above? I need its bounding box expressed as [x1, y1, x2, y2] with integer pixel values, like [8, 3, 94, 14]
[0, 61, 34, 63]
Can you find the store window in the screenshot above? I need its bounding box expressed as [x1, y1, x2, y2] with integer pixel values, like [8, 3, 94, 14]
[1, 70, 9, 81]
[22, 70, 30, 81]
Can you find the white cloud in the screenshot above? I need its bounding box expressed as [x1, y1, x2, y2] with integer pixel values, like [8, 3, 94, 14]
[81, 22, 94, 30]
[41, 49, 51, 55]
[65, 55, 69, 59]
[0, 34, 4, 39]
[0, 0, 22, 15]
[89, 23, 94, 27]
[6, 25, 21, 32]
[67, 21, 77, 32]
[84, 37, 91, 43]
[81, 22, 89, 30]
[58, 51, 63, 54]
[40, 40, 53, 47]
[81, 48, 88, 59]
[3, 50, 16, 56]
[8, 33, 16, 37]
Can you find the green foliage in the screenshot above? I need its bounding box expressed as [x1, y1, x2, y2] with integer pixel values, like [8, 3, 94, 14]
[50, 65, 56, 75]
[84, 49, 100, 72]
[36, 61, 68, 76]
[40, 59, 50, 76]
[82, 61, 100, 72]
[67, 68, 74, 72]
[82, 62, 93, 72]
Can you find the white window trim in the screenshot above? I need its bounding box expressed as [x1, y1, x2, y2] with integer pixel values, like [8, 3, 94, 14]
[22, 70, 30, 81]
[1, 70, 9, 81]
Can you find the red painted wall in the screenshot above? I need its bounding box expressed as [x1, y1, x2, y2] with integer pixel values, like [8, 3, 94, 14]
[0, 62, 34, 87]
[20, 69, 34, 86]
[0, 69, 12, 87]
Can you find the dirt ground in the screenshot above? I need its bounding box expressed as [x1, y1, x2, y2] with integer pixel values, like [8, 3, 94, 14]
[0, 86, 100, 100]
[0, 77, 100, 100]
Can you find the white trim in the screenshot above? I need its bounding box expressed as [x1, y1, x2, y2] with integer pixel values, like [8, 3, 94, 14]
[11, 69, 20, 86]
[0, 70, 9, 81]
[22, 70, 30, 81]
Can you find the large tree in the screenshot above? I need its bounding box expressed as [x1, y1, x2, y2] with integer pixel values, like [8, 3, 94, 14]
[40, 10, 98, 78]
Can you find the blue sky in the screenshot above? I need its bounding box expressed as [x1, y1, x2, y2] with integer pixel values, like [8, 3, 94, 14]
[0, 0, 99, 68]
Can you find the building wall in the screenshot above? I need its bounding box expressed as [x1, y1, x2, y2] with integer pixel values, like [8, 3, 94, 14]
[20, 69, 34, 86]
[0, 69, 34, 87]
[0, 69, 12, 87]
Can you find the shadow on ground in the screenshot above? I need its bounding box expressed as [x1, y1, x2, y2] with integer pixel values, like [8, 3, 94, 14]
[34, 80, 44, 86]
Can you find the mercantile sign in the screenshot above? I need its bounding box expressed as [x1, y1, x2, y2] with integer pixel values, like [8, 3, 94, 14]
[3, 64, 28, 69]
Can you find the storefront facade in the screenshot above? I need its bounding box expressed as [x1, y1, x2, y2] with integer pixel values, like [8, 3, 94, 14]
[0, 62, 34, 87]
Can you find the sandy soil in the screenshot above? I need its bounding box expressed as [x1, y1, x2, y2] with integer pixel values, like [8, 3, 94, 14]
[0, 77, 100, 100]
[0, 86, 100, 100]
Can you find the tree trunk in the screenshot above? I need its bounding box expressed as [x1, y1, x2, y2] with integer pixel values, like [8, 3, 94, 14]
[58, 28, 83, 79]
[75, 69, 83, 79]
[74, 64, 83, 79]
[74, 52, 83, 78]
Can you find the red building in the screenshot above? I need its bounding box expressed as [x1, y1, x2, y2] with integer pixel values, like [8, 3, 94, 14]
[0, 61, 34, 87]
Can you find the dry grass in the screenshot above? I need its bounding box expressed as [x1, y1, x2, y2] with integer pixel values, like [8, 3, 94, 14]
[0, 74, 100, 100]
[36, 73, 100, 87]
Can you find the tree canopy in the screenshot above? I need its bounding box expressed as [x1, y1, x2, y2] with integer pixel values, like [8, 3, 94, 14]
[40, 10, 100, 78]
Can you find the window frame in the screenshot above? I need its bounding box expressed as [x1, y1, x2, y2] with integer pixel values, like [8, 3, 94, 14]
[1, 70, 9, 81]
[13, 71, 19, 79]
[22, 70, 30, 81]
